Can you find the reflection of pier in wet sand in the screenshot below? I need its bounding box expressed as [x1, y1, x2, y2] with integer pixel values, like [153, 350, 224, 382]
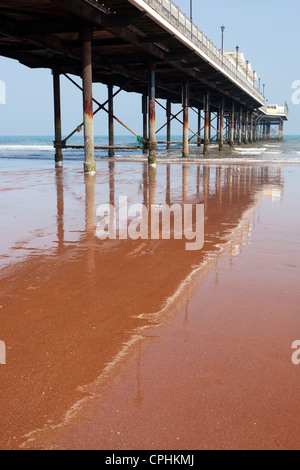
[1, 161, 300, 451]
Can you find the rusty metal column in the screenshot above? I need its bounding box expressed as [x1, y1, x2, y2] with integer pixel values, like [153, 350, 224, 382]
[197, 107, 202, 147]
[142, 93, 148, 155]
[263, 121, 266, 141]
[267, 122, 271, 140]
[82, 30, 96, 174]
[53, 69, 63, 166]
[219, 98, 224, 151]
[245, 110, 249, 144]
[280, 120, 284, 140]
[229, 102, 235, 147]
[166, 99, 171, 150]
[108, 84, 114, 157]
[148, 65, 157, 165]
[249, 112, 254, 143]
[182, 81, 189, 158]
[238, 107, 243, 145]
[203, 91, 210, 156]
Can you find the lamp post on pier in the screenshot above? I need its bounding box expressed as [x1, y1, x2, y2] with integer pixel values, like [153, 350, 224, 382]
[236, 46, 239, 71]
[221, 25, 225, 63]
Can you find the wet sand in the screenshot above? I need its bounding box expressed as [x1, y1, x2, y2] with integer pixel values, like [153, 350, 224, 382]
[0, 160, 300, 450]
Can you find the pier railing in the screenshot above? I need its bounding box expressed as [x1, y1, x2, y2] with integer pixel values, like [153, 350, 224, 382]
[136, 0, 265, 103]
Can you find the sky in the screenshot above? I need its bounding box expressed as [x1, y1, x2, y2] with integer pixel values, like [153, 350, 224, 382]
[0, 0, 299, 137]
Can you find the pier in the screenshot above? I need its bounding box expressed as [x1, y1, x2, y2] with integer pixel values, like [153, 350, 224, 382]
[0, 0, 288, 171]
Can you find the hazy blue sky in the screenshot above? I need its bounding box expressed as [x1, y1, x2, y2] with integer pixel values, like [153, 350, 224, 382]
[0, 0, 299, 136]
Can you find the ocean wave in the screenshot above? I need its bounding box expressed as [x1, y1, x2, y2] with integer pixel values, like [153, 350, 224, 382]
[0, 145, 54, 151]
[265, 151, 283, 155]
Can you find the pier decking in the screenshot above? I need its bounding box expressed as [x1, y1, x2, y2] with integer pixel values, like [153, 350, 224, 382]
[0, 0, 288, 169]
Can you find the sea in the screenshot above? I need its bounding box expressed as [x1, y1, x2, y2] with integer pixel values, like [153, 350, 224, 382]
[0, 135, 300, 168]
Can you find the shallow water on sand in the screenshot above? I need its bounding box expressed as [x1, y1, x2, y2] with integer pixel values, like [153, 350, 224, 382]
[0, 146, 300, 449]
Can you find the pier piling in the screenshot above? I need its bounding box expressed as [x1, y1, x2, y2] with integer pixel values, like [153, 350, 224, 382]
[229, 102, 235, 147]
[245, 111, 249, 144]
[82, 30, 96, 174]
[197, 108, 202, 148]
[108, 85, 115, 157]
[182, 81, 190, 158]
[249, 112, 254, 143]
[219, 98, 224, 151]
[204, 92, 210, 156]
[166, 100, 171, 150]
[142, 93, 148, 154]
[238, 107, 243, 145]
[53, 70, 63, 167]
[148, 66, 157, 165]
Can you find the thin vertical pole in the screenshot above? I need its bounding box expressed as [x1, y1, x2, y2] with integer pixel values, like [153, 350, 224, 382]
[245, 110, 249, 144]
[182, 81, 189, 158]
[238, 107, 242, 145]
[166, 99, 171, 150]
[53, 69, 63, 166]
[204, 91, 210, 156]
[219, 98, 224, 151]
[148, 65, 157, 165]
[108, 84, 114, 157]
[230, 102, 235, 147]
[142, 93, 148, 154]
[197, 107, 202, 147]
[263, 121, 266, 141]
[267, 122, 271, 140]
[250, 112, 254, 143]
[82, 30, 95, 174]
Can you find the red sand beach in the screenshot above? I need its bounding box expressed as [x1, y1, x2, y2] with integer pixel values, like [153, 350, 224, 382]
[0, 161, 300, 450]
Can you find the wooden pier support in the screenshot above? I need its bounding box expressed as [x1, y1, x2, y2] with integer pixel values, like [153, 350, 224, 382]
[108, 84, 114, 157]
[166, 100, 171, 150]
[53, 70, 63, 166]
[142, 93, 148, 154]
[219, 98, 224, 151]
[204, 91, 210, 156]
[238, 107, 243, 145]
[82, 31, 96, 174]
[148, 66, 157, 165]
[182, 81, 189, 158]
[229, 102, 235, 147]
